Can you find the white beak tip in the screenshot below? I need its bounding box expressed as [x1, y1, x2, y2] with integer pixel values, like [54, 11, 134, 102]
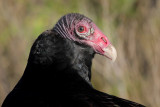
[103, 44, 117, 62]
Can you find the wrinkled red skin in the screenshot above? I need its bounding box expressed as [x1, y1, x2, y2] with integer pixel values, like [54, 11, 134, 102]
[66, 19, 111, 55]
[80, 23, 111, 55]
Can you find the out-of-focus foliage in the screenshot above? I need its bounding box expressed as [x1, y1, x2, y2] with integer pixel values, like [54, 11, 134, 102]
[0, 0, 160, 106]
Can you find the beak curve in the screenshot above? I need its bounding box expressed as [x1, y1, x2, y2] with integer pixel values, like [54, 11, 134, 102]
[82, 23, 117, 62]
[103, 44, 117, 62]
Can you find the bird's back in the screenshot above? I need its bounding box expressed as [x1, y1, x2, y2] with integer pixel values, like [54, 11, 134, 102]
[2, 13, 145, 107]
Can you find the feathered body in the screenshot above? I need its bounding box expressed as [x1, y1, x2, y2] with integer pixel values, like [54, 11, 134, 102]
[2, 13, 145, 107]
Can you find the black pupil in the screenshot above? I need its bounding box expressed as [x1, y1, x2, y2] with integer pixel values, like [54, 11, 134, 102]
[78, 26, 84, 32]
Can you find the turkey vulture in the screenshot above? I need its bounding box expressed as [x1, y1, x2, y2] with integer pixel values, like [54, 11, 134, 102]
[2, 13, 145, 107]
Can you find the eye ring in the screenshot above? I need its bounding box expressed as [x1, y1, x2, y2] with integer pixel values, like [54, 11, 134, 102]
[78, 26, 85, 33]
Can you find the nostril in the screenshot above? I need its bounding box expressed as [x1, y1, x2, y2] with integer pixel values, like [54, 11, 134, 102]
[70, 32, 73, 35]
[101, 37, 107, 43]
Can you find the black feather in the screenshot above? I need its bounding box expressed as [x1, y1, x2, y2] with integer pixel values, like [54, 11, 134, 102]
[2, 13, 145, 107]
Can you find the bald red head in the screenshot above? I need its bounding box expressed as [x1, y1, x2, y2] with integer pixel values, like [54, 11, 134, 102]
[53, 13, 117, 61]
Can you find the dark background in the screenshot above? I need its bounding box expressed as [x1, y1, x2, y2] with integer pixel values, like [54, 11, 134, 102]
[0, 0, 160, 106]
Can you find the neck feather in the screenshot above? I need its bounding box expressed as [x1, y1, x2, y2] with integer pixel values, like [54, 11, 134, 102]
[21, 32, 95, 90]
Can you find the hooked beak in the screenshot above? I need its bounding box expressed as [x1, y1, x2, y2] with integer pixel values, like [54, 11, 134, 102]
[86, 23, 117, 62]
[103, 44, 117, 62]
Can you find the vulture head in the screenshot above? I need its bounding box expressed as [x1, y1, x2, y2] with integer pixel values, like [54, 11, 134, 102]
[53, 13, 117, 61]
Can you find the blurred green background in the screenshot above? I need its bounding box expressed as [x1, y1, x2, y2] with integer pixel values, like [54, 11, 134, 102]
[0, 0, 160, 106]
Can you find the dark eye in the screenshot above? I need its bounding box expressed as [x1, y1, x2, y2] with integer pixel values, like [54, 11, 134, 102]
[78, 26, 85, 33]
